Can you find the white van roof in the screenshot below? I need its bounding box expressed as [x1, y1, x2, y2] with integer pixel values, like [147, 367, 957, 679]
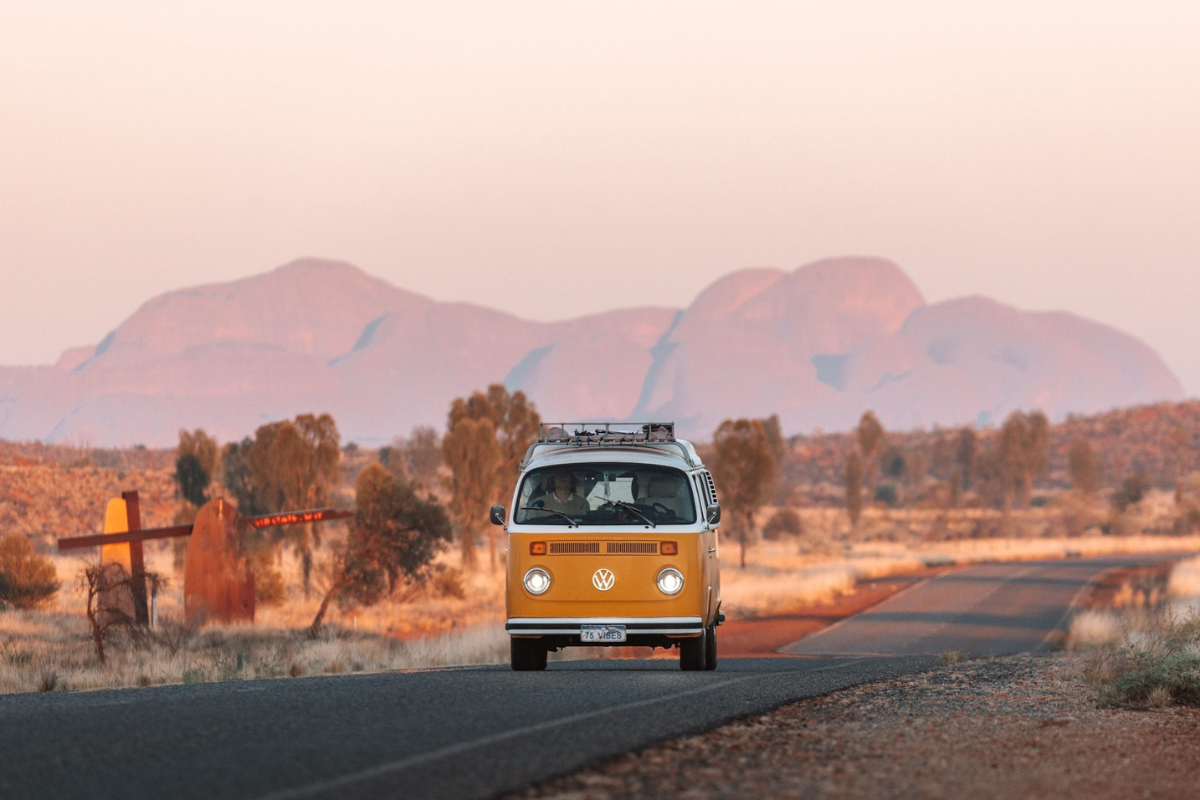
[521, 422, 702, 470]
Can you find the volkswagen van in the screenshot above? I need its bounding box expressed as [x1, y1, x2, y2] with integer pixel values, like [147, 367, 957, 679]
[490, 422, 723, 671]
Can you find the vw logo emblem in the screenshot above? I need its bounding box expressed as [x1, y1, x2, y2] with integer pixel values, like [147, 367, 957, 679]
[592, 568, 615, 592]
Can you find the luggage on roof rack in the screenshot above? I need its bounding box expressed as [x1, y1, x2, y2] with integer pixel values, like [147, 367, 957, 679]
[538, 422, 675, 445]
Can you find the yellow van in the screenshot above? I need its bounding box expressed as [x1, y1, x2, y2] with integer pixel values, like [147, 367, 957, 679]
[490, 422, 723, 671]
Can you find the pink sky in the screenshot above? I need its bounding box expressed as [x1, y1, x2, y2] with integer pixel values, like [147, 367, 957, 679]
[2, 1, 1198, 392]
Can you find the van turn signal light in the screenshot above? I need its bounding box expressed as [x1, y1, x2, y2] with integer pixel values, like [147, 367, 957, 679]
[660, 541, 678, 555]
[530, 541, 547, 555]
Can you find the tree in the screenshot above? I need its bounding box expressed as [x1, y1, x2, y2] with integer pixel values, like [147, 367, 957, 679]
[1111, 473, 1151, 513]
[221, 437, 262, 514]
[931, 431, 956, 481]
[442, 385, 540, 571]
[856, 412, 885, 504]
[175, 428, 219, 507]
[378, 440, 409, 481]
[0, 534, 59, 609]
[996, 415, 1027, 512]
[308, 464, 451, 637]
[908, 450, 928, 489]
[760, 414, 789, 503]
[709, 418, 778, 568]
[1068, 439, 1104, 496]
[955, 428, 977, 489]
[948, 469, 962, 510]
[997, 411, 1050, 510]
[1167, 426, 1194, 503]
[404, 426, 444, 491]
[1023, 411, 1050, 506]
[845, 452, 863, 526]
[242, 414, 341, 596]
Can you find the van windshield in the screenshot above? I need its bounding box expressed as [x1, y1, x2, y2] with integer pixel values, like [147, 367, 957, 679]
[514, 464, 697, 526]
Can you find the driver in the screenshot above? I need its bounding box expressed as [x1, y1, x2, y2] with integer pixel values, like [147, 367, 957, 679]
[539, 471, 589, 516]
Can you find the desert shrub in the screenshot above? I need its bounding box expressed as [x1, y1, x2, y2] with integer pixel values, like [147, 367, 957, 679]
[874, 484, 898, 507]
[762, 509, 803, 541]
[1111, 473, 1152, 512]
[430, 566, 466, 599]
[247, 547, 286, 605]
[308, 464, 452, 637]
[0, 534, 60, 609]
[1085, 614, 1200, 708]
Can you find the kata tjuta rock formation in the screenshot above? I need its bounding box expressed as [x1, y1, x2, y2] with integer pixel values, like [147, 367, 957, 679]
[0, 257, 1183, 446]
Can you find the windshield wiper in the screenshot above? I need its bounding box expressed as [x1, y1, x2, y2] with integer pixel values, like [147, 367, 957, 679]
[518, 506, 579, 527]
[603, 500, 656, 528]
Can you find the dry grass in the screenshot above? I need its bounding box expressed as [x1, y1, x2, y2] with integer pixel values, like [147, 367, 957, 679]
[1075, 557, 1200, 708]
[1067, 610, 1127, 650]
[0, 608, 508, 694]
[0, 544, 509, 695]
[939, 649, 969, 664]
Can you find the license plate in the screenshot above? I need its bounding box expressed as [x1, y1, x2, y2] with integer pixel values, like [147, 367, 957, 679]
[580, 624, 627, 643]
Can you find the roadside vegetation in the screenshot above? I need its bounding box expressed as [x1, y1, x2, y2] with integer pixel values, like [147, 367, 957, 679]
[1070, 554, 1200, 708]
[3, 398, 1200, 694]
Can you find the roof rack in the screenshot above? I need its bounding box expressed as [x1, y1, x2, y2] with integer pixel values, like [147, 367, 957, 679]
[538, 422, 675, 445]
[524, 422, 695, 468]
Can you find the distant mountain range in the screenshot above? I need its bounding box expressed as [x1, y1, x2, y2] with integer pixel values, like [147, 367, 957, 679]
[0, 257, 1183, 447]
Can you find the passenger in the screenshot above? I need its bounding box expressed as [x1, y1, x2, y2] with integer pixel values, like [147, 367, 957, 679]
[538, 472, 589, 517]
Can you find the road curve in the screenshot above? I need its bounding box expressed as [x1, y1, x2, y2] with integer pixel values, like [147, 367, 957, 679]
[0, 552, 1181, 800]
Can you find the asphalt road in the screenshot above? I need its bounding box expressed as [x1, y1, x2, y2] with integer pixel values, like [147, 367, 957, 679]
[0, 553, 1181, 800]
[780, 554, 1180, 658]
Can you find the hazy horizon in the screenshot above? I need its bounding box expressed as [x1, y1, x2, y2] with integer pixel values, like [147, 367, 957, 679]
[2, 2, 1197, 393]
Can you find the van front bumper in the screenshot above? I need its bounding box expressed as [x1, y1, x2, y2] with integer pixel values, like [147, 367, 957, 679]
[506, 616, 704, 636]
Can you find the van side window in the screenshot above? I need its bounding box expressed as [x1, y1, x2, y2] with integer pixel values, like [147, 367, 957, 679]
[701, 471, 718, 506]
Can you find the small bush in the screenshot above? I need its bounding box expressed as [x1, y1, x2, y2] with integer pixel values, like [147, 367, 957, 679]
[874, 484, 898, 507]
[762, 509, 803, 541]
[1085, 615, 1200, 708]
[1111, 473, 1151, 513]
[430, 566, 466, 599]
[0, 534, 60, 609]
[247, 548, 286, 606]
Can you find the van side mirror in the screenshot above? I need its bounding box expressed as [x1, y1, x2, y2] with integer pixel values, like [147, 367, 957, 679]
[706, 503, 721, 525]
[490, 504, 506, 526]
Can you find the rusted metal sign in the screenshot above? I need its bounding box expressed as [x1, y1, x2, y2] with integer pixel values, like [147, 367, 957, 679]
[244, 508, 353, 528]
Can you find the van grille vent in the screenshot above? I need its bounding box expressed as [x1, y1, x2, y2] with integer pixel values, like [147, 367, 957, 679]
[606, 542, 658, 555]
[548, 542, 600, 554]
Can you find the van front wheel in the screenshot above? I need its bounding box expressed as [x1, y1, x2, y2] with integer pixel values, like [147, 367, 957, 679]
[511, 639, 547, 671]
[679, 629, 707, 671]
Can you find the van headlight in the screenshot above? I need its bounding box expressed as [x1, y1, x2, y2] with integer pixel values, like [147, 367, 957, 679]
[656, 567, 684, 595]
[523, 567, 551, 595]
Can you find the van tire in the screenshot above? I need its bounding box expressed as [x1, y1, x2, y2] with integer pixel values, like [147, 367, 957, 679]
[511, 639, 547, 671]
[680, 630, 707, 671]
[704, 624, 717, 670]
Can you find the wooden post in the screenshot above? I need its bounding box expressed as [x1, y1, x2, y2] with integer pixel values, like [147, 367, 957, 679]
[122, 491, 150, 626]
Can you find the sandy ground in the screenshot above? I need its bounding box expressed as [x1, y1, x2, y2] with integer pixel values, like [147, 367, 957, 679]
[512, 655, 1200, 800]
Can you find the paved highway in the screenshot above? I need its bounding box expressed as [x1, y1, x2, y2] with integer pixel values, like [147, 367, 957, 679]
[0, 553, 1181, 800]
[781, 556, 1164, 657]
